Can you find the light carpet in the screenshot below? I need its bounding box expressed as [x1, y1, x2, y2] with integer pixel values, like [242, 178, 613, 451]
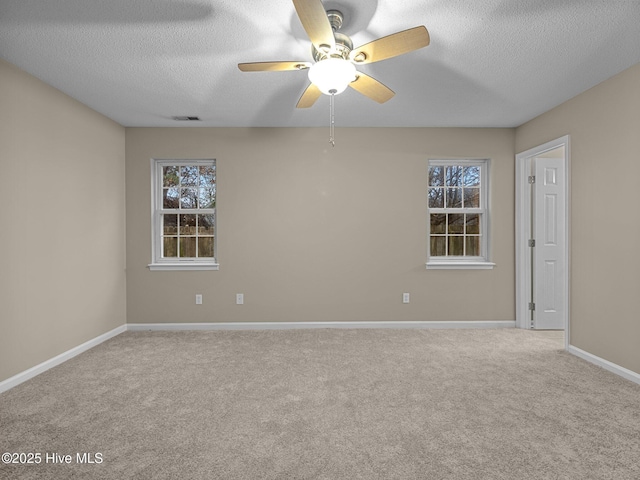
[1, 328, 639, 479]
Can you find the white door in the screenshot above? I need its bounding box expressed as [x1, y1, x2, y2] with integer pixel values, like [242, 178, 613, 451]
[531, 157, 565, 330]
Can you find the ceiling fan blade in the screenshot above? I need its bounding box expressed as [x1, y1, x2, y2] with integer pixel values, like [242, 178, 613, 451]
[292, 0, 336, 53]
[296, 83, 322, 108]
[238, 61, 311, 72]
[349, 72, 395, 104]
[350, 26, 430, 65]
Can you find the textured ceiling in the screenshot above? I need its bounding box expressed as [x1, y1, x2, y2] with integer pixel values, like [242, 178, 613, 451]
[1, 0, 639, 128]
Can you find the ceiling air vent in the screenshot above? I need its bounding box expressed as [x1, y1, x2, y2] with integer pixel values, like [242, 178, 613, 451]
[172, 116, 201, 121]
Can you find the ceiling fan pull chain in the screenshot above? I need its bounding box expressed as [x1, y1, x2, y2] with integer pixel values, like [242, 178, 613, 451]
[329, 89, 336, 147]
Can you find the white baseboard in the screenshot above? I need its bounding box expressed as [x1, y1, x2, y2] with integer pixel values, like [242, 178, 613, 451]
[0, 325, 126, 394]
[568, 345, 640, 385]
[126, 320, 516, 331]
[9, 322, 638, 395]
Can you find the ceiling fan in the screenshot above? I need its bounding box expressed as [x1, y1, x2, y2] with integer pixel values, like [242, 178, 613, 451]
[238, 0, 430, 108]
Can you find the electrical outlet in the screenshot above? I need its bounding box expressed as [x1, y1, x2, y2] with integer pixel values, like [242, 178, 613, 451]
[403, 293, 410, 304]
[236, 293, 244, 305]
[195, 294, 203, 305]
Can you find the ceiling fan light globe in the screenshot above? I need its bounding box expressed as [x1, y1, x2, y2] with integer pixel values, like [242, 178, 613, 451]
[308, 58, 356, 95]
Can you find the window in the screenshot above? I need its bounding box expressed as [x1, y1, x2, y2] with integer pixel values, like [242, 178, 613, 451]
[149, 159, 218, 270]
[427, 159, 494, 269]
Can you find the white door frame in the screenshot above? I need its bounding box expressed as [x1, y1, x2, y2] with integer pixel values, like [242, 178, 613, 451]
[515, 136, 570, 347]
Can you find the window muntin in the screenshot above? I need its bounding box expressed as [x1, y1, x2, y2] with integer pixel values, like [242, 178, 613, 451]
[428, 160, 490, 264]
[151, 160, 217, 269]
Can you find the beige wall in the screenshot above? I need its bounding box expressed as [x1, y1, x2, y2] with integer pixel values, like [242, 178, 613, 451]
[126, 127, 515, 325]
[516, 63, 640, 374]
[0, 59, 126, 382]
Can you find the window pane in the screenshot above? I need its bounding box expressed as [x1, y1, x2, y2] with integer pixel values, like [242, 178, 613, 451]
[198, 237, 214, 258]
[199, 165, 216, 186]
[155, 161, 217, 264]
[463, 166, 480, 187]
[179, 237, 196, 257]
[198, 214, 215, 235]
[198, 186, 216, 209]
[430, 214, 446, 234]
[163, 237, 177, 258]
[163, 188, 180, 209]
[180, 188, 198, 209]
[427, 160, 487, 261]
[466, 236, 480, 256]
[430, 236, 446, 256]
[428, 188, 444, 208]
[163, 166, 179, 187]
[448, 236, 464, 256]
[180, 166, 198, 186]
[163, 214, 178, 235]
[466, 214, 480, 234]
[464, 188, 480, 208]
[448, 214, 464, 234]
[446, 188, 463, 208]
[429, 166, 444, 186]
[179, 214, 197, 235]
[446, 166, 463, 187]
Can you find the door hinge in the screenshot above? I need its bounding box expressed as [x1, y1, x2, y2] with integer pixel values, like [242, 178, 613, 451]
[528, 239, 536, 247]
[528, 302, 536, 311]
[528, 175, 536, 184]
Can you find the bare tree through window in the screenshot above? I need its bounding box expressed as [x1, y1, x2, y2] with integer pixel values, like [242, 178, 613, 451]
[428, 161, 486, 258]
[154, 161, 216, 262]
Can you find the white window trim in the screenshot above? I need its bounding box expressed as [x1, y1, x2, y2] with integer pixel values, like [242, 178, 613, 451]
[148, 263, 219, 271]
[426, 259, 496, 270]
[426, 159, 494, 270]
[148, 158, 219, 271]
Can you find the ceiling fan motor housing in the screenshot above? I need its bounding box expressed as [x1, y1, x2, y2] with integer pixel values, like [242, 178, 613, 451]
[312, 10, 353, 61]
[313, 32, 353, 61]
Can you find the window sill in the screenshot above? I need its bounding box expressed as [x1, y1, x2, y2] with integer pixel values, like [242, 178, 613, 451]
[426, 260, 495, 270]
[148, 263, 219, 271]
